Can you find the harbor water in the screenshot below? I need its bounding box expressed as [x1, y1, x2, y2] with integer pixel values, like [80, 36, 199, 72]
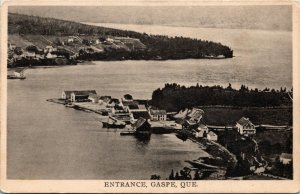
[7, 24, 291, 179]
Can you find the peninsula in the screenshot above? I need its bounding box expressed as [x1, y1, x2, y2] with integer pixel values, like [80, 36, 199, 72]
[8, 13, 233, 68]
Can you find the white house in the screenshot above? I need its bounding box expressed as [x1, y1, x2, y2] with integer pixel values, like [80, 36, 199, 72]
[46, 52, 57, 59]
[106, 37, 114, 43]
[194, 128, 205, 138]
[44, 45, 57, 53]
[195, 124, 209, 138]
[236, 117, 256, 136]
[207, 131, 218, 141]
[280, 153, 292, 164]
[67, 38, 74, 43]
[62, 90, 97, 101]
[149, 109, 167, 121]
[198, 124, 209, 133]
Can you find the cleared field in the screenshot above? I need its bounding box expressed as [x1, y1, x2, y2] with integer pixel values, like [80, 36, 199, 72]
[8, 34, 33, 48]
[200, 107, 292, 126]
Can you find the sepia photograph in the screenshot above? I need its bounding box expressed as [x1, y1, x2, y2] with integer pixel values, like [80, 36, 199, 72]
[1, 1, 300, 193]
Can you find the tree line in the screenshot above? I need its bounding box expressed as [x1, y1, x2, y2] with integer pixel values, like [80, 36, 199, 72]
[150, 83, 292, 111]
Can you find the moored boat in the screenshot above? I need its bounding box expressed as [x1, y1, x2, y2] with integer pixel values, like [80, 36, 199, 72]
[7, 68, 27, 80]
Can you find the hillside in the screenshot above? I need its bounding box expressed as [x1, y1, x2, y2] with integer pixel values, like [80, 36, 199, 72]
[8, 13, 233, 67]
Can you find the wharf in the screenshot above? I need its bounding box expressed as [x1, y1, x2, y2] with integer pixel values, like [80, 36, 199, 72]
[150, 120, 182, 134]
[46, 98, 66, 105]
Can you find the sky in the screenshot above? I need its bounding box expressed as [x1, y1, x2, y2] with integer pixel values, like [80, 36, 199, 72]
[9, 5, 292, 31]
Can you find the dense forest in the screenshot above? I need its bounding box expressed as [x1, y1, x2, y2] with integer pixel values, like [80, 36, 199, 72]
[8, 13, 233, 59]
[150, 83, 292, 111]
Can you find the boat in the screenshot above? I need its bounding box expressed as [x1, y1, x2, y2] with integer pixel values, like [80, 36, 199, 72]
[7, 68, 26, 79]
[186, 160, 221, 170]
[120, 131, 136, 136]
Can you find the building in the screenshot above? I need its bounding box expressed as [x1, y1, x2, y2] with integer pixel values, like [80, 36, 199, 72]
[198, 124, 209, 133]
[123, 94, 133, 101]
[61, 90, 97, 100]
[44, 45, 57, 53]
[131, 111, 151, 123]
[88, 93, 99, 103]
[280, 153, 292, 164]
[194, 124, 209, 138]
[114, 37, 147, 51]
[194, 128, 205, 138]
[99, 96, 111, 105]
[107, 98, 120, 108]
[67, 37, 74, 43]
[173, 108, 189, 119]
[183, 108, 204, 129]
[114, 112, 132, 124]
[132, 117, 151, 134]
[122, 101, 139, 112]
[149, 109, 167, 121]
[236, 117, 256, 136]
[207, 131, 218, 141]
[45, 52, 57, 59]
[70, 93, 89, 102]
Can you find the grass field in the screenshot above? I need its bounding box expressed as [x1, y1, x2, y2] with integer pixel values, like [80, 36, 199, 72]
[200, 107, 292, 126]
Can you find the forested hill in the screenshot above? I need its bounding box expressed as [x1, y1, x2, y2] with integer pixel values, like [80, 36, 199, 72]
[150, 83, 292, 111]
[8, 13, 233, 59]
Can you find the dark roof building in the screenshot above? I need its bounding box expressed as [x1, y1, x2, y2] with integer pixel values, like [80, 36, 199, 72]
[122, 100, 139, 107]
[150, 109, 167, 116]
[132, 117, 151, 132]
[124, 94, 133, 101]
[132, 111, 151, 120]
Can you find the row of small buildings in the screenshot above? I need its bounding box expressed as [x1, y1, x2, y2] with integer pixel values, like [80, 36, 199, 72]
[173, 107, 257, 142]
[61, 90, 167, 124]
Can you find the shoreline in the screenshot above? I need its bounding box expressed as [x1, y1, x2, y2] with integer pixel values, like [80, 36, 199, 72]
[8, 55, 232, 69]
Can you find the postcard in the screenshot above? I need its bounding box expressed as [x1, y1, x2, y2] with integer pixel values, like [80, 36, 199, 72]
[1, 0, 300, 193]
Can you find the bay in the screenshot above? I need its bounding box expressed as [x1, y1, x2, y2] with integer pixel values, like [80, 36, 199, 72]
[7, 24, 292, 179]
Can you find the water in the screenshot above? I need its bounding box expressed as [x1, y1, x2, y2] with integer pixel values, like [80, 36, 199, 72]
[7, 24, 292, 179]
[86, 23, 292, 91]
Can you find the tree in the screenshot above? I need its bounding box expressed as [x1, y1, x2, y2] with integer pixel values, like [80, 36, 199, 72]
[194, 170, 201, 180]
[169, 169, 175, 180]
[26, 45, 38, 53]
[227, 83, 232, 90]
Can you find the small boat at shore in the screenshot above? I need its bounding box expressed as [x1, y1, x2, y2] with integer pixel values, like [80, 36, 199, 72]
[120, 131, 136, 136]
[7, 68, 27, 80]
[186, 160, 221, 170]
